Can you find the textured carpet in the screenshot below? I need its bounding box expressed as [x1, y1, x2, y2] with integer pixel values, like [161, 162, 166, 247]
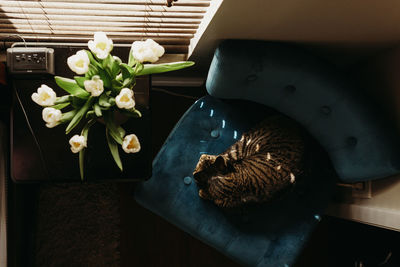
[34, 183, 120, 267]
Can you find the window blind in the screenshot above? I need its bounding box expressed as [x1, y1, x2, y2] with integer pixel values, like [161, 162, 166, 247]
[0, 0, 211, 54]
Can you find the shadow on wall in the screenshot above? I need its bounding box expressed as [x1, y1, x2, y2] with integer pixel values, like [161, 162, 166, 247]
[354, 45, 400, 133]
[0, 12, 15, 265]
[0, 10, 21, 52]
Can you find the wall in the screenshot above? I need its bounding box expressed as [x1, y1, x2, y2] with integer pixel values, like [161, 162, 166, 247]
[189, 0, 400, 71]
[326, 44, 400, 231]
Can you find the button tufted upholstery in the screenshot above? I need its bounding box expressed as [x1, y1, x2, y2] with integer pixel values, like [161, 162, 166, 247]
[135, 96, 336, 266]
[206, 40, 400, 182]
[135, 40, 400, 266]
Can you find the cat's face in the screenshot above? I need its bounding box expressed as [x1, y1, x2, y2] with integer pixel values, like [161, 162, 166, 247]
[193, 154, 233, 187]
[193, 154, 217, 186]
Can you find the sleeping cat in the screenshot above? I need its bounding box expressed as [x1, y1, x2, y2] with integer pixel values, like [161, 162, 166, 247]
[193, 115, 305, 208]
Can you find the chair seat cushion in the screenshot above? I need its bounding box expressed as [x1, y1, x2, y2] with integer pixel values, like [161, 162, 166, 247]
[206, 40, 400, 182]
[135, 96, 336, 266]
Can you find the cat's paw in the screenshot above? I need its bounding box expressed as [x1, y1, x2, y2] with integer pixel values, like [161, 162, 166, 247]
[198, 189, 210, 200]
[214, 198, 241, 208]
[214, 199, 225, 207]
[241, 196, 259, 203]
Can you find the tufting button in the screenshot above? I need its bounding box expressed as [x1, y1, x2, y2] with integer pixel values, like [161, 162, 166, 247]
[284, 85, 296, 93]
[346, 137, 358, 147]
[246, 74, 258, 82]
[183, 176, 192, 185]
[321, 106, 331, 115]
[210, 129, 219, 138]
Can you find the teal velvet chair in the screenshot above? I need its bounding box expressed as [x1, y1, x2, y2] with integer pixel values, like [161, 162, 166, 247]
[134, 40, 400, 266]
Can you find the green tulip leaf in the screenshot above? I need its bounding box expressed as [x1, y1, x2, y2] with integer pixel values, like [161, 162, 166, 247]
[98, 68, 112, 89]
[120, 63, 135, 80]
[74, 76, 88, 89]
[103, 112, 123, 145]
[85, 50, 102, 69]
[108, 124, 123, 145]
[94, 103, 102, 117]
[99, 93, 111, 107]
[133, 62, 144, 74]
[136, 61, 195, 76]
[122, 77, 134, 88]
[81, 119, 95, 138]
[102, 54, 110, 68]
[106, 129, 123, 171]
[55, 76, 90, 99]
[71, 96, 86, 109]
[51, 103, 70, 110]
[66, 97, 94, 134]
[60, 110, 77, 123]
[84, 64, 99, 79]
[111, 59, 121, 77]
[111, 79, 123, 94]
[54, 95, 72, 104]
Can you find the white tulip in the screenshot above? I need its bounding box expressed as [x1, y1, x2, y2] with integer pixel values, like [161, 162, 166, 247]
[131, 39, 165, 63]
[84, 75, 104, 97]
[67, 50, 90, 75]
[42, 107, 62, 128]
[122, 134, 141, 153]
[115, 88, 135, 109]
[31, 84, 56, 106]
[69, 135, 87, 153]
[88, 32, 113, 59]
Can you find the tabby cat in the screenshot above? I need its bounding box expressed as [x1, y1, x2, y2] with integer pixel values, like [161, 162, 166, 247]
[193, 115, 305, 208]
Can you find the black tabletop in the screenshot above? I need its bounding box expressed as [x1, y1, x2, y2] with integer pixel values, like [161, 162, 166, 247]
[11, 75, 152, 183]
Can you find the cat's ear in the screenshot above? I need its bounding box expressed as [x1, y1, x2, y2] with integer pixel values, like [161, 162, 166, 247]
[213, 156, 227, 171]
[198, 154, 215, 164]
[199, 154, 208, 161]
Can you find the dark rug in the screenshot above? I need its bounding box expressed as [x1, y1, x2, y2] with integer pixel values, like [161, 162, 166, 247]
[34, 183, 120, 267]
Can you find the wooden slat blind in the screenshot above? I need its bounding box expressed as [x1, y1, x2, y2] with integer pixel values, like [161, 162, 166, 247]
[0, 0, 211, 54]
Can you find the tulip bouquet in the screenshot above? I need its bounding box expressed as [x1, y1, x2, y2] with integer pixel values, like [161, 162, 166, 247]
[31, 32, 194, 180]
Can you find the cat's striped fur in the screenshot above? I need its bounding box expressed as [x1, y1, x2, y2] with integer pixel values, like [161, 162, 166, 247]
[193, 115, 305, 208]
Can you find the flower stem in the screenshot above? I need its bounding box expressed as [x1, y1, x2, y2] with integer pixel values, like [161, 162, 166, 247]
[79, 119, 96, 181]
[60, 110, 77, 123]
[54, 95, 72, 104]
